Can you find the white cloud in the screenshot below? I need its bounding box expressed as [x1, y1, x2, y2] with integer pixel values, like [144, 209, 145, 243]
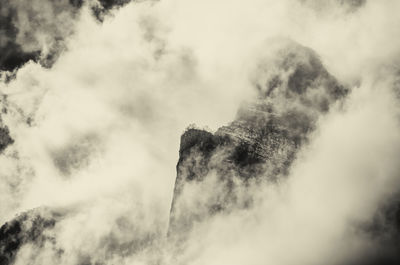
[1, 0, 400, 264]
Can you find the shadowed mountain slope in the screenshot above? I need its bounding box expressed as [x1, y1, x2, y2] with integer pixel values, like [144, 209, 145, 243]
[168, 39, 348, 240]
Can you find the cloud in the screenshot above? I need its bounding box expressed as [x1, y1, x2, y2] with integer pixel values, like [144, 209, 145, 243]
[0, 0, 81, 71]
[0, 0, 140, 72]
[168, 38, 349, 245]
[0, 0, 400, 265]
[299, 0, 367, 13]
[170, 77, 400, 265]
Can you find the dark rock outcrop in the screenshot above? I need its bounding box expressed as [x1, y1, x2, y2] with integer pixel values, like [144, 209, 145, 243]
[3, 38, 400, 265]
[0, 96, 14, 153]
[0, 126, 13, 154]
[0, 208, 60, 265]
[92, 0, 133, 21]
[0, 207, 159, 265]
[0, 0, 135, 72]
[168, 39, 348, 240]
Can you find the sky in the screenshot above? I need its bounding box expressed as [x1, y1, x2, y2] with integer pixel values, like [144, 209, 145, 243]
[1, 0, 400, 265]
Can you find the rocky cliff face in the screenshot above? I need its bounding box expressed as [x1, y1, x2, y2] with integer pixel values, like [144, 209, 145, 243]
[167, 39, 400, 263]
[0, 103, 13, 154]
[168, 39, 348, 241]
[0, 126, 13, 154]
[0, 208, 60, 265]
[1, 39, 400, 265]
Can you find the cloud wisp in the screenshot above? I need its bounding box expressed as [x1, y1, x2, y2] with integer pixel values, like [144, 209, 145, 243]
[1, 1, 400, 265]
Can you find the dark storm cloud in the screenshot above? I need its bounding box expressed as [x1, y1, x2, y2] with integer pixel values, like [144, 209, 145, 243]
[0, 6, 39, 71]
[0, 0, 80, 71]
[0, 0, 137, 72]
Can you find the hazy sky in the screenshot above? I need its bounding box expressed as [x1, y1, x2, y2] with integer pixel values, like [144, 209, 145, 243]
[1, 1, 400, 265]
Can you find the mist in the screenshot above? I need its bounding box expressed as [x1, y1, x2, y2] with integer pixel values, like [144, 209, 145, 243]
[1, 1, 400, 265]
